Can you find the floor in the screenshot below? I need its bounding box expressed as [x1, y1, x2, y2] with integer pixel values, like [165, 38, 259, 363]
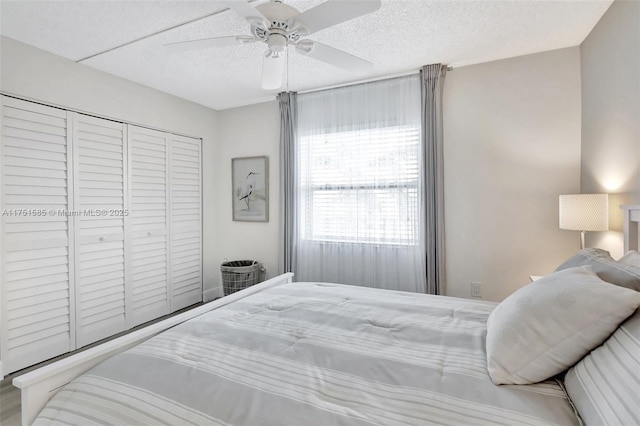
[0, 377, 20, 426]
[0, 301, 205, 425]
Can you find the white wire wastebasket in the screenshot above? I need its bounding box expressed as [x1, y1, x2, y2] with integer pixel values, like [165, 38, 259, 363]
[221, 260, 261, 295]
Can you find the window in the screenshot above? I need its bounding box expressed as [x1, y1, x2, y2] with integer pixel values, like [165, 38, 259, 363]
[292, 74, 426, 291]
[299, 124, 421, 246]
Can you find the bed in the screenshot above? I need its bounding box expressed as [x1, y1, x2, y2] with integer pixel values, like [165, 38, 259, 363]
[13, 206, 640, 425]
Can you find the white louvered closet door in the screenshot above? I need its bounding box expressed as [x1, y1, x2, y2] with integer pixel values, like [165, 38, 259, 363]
[128, 125, 170, 326]
[169, 135, 202, 311]
[0, 96, 74, 374]
[72, 114, 128, 348]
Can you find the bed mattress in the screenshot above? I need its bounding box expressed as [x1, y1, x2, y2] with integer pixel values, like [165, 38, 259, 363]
[34, 282, 579, 425]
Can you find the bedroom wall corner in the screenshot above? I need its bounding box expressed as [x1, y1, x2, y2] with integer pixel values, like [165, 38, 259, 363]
[580, 0, 640, 259]
[213, 100, 280, 293]
[443, 47, 582, 301]
[0, 36, 220, 301]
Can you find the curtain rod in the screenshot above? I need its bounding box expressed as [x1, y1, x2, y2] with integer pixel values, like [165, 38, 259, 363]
[297, 66, 453, 95]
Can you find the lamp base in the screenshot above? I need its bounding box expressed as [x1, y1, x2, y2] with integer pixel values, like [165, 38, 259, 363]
[580, 230, 586, 250]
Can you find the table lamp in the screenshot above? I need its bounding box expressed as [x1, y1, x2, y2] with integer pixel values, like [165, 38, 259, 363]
[559, 194, 609, 249]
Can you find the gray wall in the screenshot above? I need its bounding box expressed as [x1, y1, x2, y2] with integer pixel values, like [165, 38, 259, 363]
[0, 36, 221, 298]
[214, 101, 280, 291]
[9, 9, 628, 303]
[444, 47, 582, 300]
[214, 48, 583, 302]
[580, 0, 640, 259]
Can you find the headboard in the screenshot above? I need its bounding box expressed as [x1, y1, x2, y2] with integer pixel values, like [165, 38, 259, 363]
[621, 205, 640, 252]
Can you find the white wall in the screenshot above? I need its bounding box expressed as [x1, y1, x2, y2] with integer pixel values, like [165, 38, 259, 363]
[580, 0, 640, 259]
[213, 101, 280, 293]
[0, 36, 220, 297]
[444, 47, 582, 301]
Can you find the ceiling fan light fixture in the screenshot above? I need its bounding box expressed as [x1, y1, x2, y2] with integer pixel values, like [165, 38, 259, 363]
[267, 33, 287, 53]
[262, 48, 286, 90]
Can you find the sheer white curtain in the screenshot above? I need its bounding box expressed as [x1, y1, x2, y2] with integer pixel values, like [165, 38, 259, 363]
[293, 75, 426, 292]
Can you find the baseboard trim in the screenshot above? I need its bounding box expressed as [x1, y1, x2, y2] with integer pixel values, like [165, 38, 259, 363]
[203, 287, 222, 302]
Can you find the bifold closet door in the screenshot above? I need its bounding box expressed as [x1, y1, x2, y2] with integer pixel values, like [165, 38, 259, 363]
[72, 113, 128, 348]
[128, 125, 170, 326]
[169, 134, 202, 311]
[0, 96, 74, 374]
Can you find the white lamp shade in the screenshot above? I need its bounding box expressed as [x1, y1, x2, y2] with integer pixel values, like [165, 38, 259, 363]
[559, 194, 609, 231]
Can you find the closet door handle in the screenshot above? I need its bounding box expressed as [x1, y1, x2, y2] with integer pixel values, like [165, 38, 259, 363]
[147, 231, 153, 236]
[99, 236, 105, 242]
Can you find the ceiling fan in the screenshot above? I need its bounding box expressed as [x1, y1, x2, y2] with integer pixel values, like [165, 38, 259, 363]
[165, 0, 382, 90]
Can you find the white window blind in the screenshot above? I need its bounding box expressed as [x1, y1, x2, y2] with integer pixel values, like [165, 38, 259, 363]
[299, 125, 420, 245]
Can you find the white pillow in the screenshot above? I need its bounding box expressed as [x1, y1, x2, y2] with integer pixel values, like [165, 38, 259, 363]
[555, 248, 640, 291]
[486, 265, 640, 385]
[618, 250, 640, 267]
[564, 308, 640, 425]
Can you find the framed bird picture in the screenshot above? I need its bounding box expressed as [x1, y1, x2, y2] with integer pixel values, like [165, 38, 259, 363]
[232, 156, 269, 222]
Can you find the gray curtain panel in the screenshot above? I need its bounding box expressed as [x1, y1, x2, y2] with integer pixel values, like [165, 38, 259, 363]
[277, 91, 297, 275]
[421, 64, 447, 295]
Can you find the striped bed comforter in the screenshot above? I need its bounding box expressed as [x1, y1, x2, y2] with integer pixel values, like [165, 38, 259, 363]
[34, 282, 579, 425]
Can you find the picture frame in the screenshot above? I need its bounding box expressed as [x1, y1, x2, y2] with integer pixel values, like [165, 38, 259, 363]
[232, 156, 269, 222]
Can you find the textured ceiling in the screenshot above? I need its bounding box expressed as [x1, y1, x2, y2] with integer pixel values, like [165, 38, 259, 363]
[0, 0, 612, 110]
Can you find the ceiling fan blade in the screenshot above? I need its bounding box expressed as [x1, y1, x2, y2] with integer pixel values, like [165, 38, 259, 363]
[164, 36, 255, 53]
[296, 41, 373, 73]
[220, 0, 266, 23]
[296, 0, 381, 35]
[262, 51, 285, 90]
